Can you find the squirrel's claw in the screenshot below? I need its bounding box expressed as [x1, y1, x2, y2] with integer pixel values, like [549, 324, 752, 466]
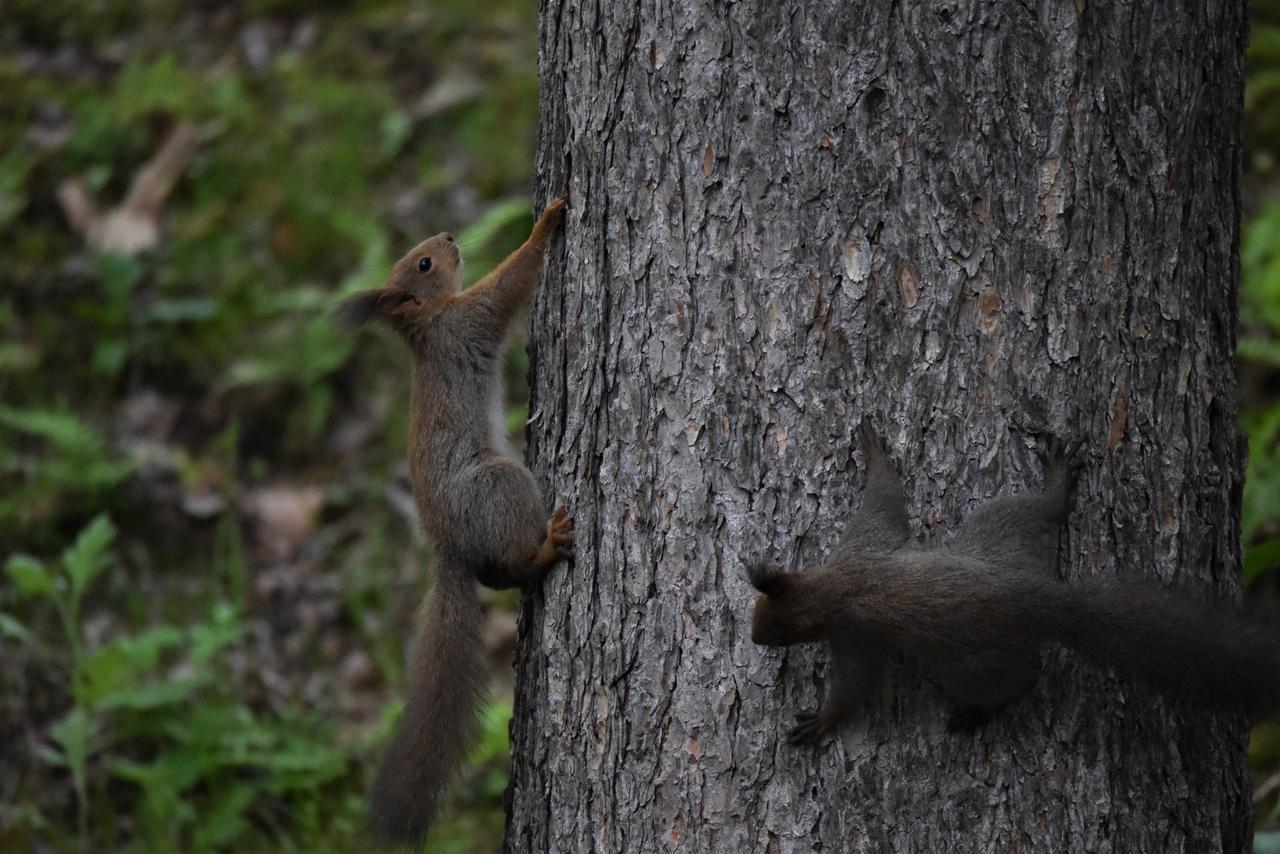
[537, 195, 569, 228]
[531, 196, 569, 244]
[1038, 434, 1086, 482]
[546, 505, 575, 558]
[786, 712, 828, 746]
[544, 195, 569, 215]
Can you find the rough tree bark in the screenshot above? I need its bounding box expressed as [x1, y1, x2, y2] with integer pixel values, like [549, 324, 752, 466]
[509, 1, 1248, 851]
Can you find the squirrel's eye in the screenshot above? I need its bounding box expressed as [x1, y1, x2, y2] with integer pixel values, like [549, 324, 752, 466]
[418, 257, 432, 272]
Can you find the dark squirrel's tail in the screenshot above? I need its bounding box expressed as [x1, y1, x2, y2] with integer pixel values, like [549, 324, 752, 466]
[367, 557, 485, 846]
[1046, 577, 1280, 717]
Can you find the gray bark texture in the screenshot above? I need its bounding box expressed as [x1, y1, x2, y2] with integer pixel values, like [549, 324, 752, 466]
[508, 1, 1250, 852]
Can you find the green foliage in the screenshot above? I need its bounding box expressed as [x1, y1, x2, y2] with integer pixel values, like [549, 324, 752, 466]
[1243, 328, 1280, 584]
[0, 406, 133, 531]
[4, 517, 365, 850]
[0, 1, 539, 498]
[1244, 2, 1280, 840]
[2, 1, 537, 850]
[1243, 401, 1280, 584]
[1242, 9, 1280, 585]
[1245, 201, 1280, 337]
[1250, 3, 1280, 173]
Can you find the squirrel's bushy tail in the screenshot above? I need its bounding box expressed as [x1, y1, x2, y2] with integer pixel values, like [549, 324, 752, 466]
[1048, 578, 1280, 717]
[367, 555, 485, 846]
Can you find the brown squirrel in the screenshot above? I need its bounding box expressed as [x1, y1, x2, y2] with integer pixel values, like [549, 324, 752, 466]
[748, 423, 1280, 742]
[339, 197, 574, 845]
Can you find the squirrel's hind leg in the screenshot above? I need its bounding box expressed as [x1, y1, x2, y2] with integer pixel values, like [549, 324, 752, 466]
[458, 460, 573, 589]
[828, 421, 910, 566]
[935, 651, 1040, 731]
[480, 506, 573, 588]
[947, 434, 1084, 576]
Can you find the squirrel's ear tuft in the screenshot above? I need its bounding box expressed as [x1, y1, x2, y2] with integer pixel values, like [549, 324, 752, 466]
[333, 289, 384, 329]
[746, 563, 791, 597]
[333, 288, 412, 330]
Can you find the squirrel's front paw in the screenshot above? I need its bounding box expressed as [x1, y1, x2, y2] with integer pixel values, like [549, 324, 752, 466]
[855, 419, 890, 466]
[1038, 435, 1086, 483]
[786, 712, 830, 747]
[536, 195, 569, 232]
[544, 194, 569, 216]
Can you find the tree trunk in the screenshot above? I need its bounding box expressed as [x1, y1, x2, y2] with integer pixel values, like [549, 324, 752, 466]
[509, 1, 1249, 851]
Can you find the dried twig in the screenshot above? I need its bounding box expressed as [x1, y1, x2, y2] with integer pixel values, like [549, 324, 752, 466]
[57, 120, 199, 255]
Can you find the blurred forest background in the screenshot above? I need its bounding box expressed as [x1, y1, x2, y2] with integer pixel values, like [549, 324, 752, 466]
[3, 1, 1280, 851]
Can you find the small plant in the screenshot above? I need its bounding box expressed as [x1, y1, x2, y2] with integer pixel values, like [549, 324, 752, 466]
[4, 516, 362, 851]
[0, 408, 133, 534]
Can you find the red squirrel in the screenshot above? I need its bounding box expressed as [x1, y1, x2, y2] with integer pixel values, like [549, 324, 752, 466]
[339, 198, 573, 844]
[749, 422, 1280, 740]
